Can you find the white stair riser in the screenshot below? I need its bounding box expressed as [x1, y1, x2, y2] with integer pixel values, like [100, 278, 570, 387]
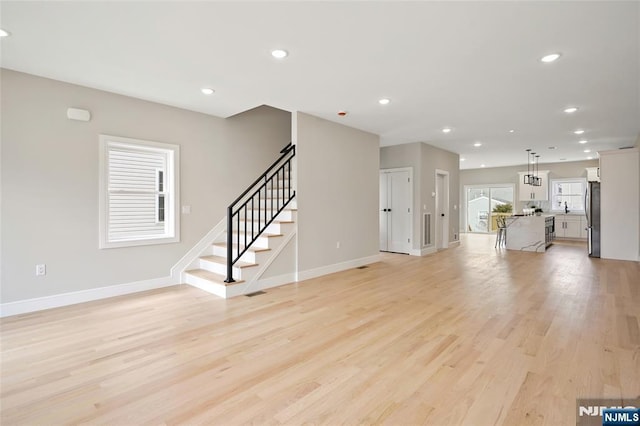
[199, 258, 244, 277]
[184, 273, 227, 298]
[240, 210, 295, 222]
[198, 259, 260, 282]
[212, 245, 273, 264]
[254, 199, 297, 209]
[227, 234, 272, 249]
[236, 221, 283, 234]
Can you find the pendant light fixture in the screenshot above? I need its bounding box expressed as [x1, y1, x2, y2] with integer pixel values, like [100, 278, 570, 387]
[524, 149, 542, 186]
[533, 154, 542, 186]
[524, 149, 534, 185]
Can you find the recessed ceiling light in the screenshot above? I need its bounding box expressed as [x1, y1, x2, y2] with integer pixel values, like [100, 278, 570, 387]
[587, 156, 593, 160]
[271, 49, 288, 59]
[480, 164, 486, 168]
[579, 140, 588, 144]
[541, 53, 561, 63]
[574, 129, 585, 135]
[509, 129, 515, 133]
[378, 98, 390, 105]
[460, 158, 465, 162]
[0, 29, 10, 37]
[584, 149, 591, 153]
[473, 142, 482, 147]
[564, 107, 579, 113]
[201, 87, 215, 95]
[442, 127, 452, 133]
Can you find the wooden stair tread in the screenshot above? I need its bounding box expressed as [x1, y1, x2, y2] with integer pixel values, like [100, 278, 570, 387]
[236, 219, 294, 224]
[185, 269, 244, 286]
[200, 255, 257, 268]
[212, 242, 272, 252]
[246, 208, 297, 212]
[230, 231, 284, 238]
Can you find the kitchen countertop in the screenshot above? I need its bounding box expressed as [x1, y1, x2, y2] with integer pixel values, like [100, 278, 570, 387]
[504, 215, 555, 252]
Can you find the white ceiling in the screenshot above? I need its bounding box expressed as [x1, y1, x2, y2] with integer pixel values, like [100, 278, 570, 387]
[1, 1, 638, 170]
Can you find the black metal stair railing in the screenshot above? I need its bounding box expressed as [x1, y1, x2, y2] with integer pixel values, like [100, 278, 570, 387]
[225, 143, 296, 283]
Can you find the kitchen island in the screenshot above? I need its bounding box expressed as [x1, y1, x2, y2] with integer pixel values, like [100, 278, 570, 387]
[505, 215, 555, 252]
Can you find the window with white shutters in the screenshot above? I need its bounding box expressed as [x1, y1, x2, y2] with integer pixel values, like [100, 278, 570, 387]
[99, 135, 180, 248]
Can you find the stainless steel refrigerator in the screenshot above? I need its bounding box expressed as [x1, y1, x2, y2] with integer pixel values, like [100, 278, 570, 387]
[585, 181, 601, 257]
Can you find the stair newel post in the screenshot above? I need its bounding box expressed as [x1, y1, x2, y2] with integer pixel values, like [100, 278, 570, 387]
[225, 206, 235, 283]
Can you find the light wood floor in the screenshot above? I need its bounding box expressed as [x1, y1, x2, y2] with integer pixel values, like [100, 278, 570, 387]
[1, 235, 639, 425]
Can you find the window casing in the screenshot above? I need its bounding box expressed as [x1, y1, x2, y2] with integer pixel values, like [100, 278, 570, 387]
[99, 135, 180, 248]
[550, 178, 586, 213]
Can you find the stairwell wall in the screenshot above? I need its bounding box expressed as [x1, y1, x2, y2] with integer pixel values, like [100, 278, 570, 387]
[1, 69, 291, 304]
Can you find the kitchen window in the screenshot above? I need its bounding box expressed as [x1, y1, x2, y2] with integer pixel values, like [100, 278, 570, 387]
[550, 178, 586, 213]
[99, 135, 180, 248]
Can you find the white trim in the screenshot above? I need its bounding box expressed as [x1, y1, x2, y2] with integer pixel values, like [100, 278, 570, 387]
[256, 272, 298, 291]
[435, 169, 450, 249]
[172, 217, 226, 281]
[98, 134, 180, 249]
[238, 229, 297, 295]
[549, 177, 587, 213]
[379, 167, 413, 254]
[0, 276, 178, 318]
[224, 272, 299, 299]
[409, 246, 437, 256]
[463, 183, 516, 234]
[449, 240, 461, 248]
[297, 254, 381, 282]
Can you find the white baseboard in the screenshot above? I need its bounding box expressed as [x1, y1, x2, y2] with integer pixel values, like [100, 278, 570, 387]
[0, 276, 178, 318]
[297, 254, 381, 282]
[257, 272, 298, 291]
[410, 246, 438, 256]
[223, 272, 299, 298]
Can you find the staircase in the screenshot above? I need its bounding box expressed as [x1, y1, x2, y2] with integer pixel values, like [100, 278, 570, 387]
[183, 144, 296, 298]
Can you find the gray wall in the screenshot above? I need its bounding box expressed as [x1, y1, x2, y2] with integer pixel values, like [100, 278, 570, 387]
[380, 142, 460, 250]
[296, 112, 380, 272]
[459, 159, 599, 231]
[422, 143, 460, 244]
[1, 69, 291, 303]
[379, 142, 422, 249]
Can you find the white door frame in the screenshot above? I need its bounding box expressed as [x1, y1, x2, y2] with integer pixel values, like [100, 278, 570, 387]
[435, 169, 450, 250]
[380, 167, 413, 254]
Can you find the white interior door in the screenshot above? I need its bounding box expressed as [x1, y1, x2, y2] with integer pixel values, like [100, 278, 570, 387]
[380, 169, 412, 254]
[435, 170, 450, 250]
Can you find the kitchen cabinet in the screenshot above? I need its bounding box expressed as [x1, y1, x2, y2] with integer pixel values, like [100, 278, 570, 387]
[518, 171, 549, 201]
[555, 214, 586, 239]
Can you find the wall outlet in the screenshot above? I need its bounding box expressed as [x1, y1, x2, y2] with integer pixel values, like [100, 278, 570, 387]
[336, 241, 341, 249]
[35, 264, 46, 276]
[181, 205, 191, 214]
